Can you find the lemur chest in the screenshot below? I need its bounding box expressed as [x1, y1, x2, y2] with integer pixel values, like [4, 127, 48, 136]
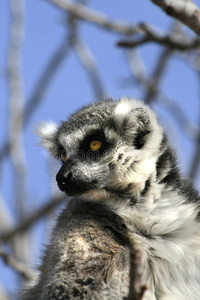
[123, 218, 200, 299]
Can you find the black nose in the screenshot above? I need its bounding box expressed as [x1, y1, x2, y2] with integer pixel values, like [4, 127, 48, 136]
[56, 170, 72, 191]
[56, 159, 89, 196]
[56, 160, 73, 192]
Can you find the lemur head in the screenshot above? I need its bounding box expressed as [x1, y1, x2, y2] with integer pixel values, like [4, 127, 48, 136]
[37, 98, 163, 202]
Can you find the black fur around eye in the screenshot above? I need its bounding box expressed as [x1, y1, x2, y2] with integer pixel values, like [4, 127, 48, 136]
[58, 145, 67, 162]
[79, 130, 108, 159]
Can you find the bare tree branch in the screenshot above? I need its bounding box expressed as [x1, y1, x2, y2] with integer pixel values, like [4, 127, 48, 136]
[0, 34, 70, 165]
[7, 0, 32, 270]
[49, 0, 147, 35]
[0, 194, 65, 243]
[0, 3, 84, 165]
[150, 0, 200, 36]
[126, 50, 199, 139]
[50, 0, 200, 38]
[117, 23, 200, 50]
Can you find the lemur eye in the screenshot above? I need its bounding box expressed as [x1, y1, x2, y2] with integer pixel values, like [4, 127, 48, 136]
[59, 150, 67, 162]
[89, 140, 102, 151]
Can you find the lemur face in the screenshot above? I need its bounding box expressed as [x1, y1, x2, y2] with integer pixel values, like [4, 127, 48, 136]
[37, 98, 163, 200]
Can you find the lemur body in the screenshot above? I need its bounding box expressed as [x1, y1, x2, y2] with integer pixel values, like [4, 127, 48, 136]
[21, 98, 200, 299]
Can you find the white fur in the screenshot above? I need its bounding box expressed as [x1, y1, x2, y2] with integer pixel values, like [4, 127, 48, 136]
[35, 121, 58, 149]
[114, 98, 163, 153]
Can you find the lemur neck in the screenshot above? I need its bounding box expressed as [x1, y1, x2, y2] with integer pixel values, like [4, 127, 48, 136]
[136, 135, 180, 199]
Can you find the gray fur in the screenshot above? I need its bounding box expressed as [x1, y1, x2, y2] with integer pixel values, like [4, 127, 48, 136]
[21, 98, 200, 299]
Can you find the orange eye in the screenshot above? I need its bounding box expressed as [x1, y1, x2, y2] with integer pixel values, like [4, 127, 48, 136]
[89, 140, 102, 151]
[60, 150, 67, 162]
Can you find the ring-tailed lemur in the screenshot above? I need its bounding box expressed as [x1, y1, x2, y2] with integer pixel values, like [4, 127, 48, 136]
[21, 98, 200, 300]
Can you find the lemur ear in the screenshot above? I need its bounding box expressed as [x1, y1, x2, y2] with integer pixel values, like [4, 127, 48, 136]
[34, 122, 59, 156]
[114, 98, 152, 149]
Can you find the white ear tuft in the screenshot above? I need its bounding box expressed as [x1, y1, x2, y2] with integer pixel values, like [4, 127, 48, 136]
[114, 97, 151, 127]
[34, 122, 59, 153]
[114, 97, 163, 152]
[35, 121, 58, 138]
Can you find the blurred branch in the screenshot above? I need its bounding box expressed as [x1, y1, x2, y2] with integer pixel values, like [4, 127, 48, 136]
[144, 22, 180, 104]
[127, 50, 199, 139]
[145, 47, 171, 104]
[74, 39, 105, 98]
[50, 0, 200, 38]
[24, 34, 70, 125]
[126, 50, 148, 86]
[0, 248, 36, 281]
[7, 0, 31, 269]
[49, 0, 148, 35]
[8, 0, 26, 218]
[150, 0, 200, 36]
[0, 194, 65, 243]
[64, 0, 105, 99]
[0, 2, 90, 165]
[24, 2, 84, 124]
[158, 94, 200, 139]
[0, 33, 70, 165]
[117, 23, 200, 50]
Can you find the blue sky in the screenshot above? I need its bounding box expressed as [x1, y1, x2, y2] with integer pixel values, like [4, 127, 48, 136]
[1, 0, 200, 297]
